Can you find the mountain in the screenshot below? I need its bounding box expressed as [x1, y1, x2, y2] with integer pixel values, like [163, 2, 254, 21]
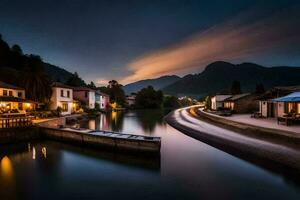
[162, 61, 300, 97]
[123, 75, 181, 94]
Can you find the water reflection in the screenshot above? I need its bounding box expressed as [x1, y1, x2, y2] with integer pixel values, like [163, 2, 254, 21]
[0, 156, 13, 178]
[84, 109, 168, 134]
[135, 109, 166, 134]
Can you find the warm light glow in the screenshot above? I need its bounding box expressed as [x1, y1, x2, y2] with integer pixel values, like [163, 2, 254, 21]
[26, 103, 31, 108]
[1, 156, 13, 177]
[110, 102, 117, 109]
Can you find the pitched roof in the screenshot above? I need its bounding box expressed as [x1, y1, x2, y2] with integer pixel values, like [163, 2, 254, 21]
[226, 93, 251, 101]
[73, 87, 95, 92]
[0, 81, 24, 90]
[95, 91, 109, 96]
[51, 82, 73, 89]
[214, 95, 232, 101]
[272, 92, 300, 102]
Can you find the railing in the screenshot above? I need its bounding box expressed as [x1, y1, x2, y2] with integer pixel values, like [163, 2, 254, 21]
[0, 116, 34, 128]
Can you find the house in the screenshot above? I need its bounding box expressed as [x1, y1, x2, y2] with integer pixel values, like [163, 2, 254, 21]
[95, 91, 110, 109]
[0, 81, 35, 113]
[126, 95, 136, 107]
[211, 95, 232, 110]
[259, 86, 300, 118]
[223, 93, 258, 113]
[50, 82, 73, 115]
[73, 87, 96, 109]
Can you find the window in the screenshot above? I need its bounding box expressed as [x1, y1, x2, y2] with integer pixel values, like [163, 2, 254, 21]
[3, 90, 7, 96]
[61, 90, 64, 97]
[62, 103, 68, 112]
[85, 91, 88, 98]
[9, 91, 13, 96]
[18, 92, 22, 98]
[297, 103, 300, 114]
[67, 90, 70, 98]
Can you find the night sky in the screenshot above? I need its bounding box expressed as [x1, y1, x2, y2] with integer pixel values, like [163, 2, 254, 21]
[0, 0, 299, 85]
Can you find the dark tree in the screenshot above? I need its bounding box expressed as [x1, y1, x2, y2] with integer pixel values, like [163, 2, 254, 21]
[22, 55, 52, 103]
[135, 86, 163, 109]
[163, 96, 180, 108]
[88, 81, 96, 89]
[231, 80, 242, 95]
[106, 80, 126, 105]
[255, 83, 265, 94]
[66, 72, 86, 87]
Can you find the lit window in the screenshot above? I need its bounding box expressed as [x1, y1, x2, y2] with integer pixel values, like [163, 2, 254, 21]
[62, 103, 68, 112]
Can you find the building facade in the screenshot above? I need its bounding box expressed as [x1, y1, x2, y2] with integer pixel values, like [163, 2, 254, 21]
[211, 95, 232, 110]
[95, 91, 110, 109]
[73, 87, 96, 109]
[0, 81, 34, 113]
[50, 82, 73, 115]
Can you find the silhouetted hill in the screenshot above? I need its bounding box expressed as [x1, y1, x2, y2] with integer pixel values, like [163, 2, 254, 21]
[162, 61, 300, 97]
[43, 62, 73, 82]
[0, 34, 76, 85]
[123, 75, 181, 94]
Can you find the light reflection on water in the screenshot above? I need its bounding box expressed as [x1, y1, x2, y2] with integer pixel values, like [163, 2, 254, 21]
[0, 110, 300, 199]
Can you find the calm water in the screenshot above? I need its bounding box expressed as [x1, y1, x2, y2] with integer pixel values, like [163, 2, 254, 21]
[1, 110, 300, 200]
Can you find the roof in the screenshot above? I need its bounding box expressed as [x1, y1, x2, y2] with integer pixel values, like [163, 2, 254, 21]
[272, 92, 300, 102]
[95, 91, 109, 96]
[52, 82, 73, 89]
[213, 95, 232, 101]
[0, 96, 36, 103]
[225, 93, 251, 101]
[0, 81, 24, 90]
[73, 87, 95, 92]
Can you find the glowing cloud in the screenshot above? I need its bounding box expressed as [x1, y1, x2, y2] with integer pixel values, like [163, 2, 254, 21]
[121, 5, 300, 84]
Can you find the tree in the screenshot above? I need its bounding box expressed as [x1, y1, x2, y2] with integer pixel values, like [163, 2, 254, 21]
[88, 81, 96, 89]
[163, 96, 180, 108]
[135, 86, 163, 109]
[255, 83, 265, 94]
[231, 80, 242, 95]
[22, 55, 52, 103]
[204, 96, 212, 109]
[105, 80, 126, 105]
[66, 72, 86, 87]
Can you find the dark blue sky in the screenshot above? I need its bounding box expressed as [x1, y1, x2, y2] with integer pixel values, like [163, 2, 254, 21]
[0, 0, 299, 84]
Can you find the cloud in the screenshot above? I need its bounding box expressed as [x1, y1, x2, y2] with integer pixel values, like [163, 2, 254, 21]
[96, 79, 110, 86]
[121, 5, 300, 84]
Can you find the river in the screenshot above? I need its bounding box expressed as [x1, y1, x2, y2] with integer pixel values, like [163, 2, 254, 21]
[1, 110, 300, 199]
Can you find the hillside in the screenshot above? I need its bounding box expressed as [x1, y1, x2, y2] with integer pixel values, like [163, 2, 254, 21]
[0, 34, 75, 84]
[123, 75, 180, 94]
[162, 61, 300, 97]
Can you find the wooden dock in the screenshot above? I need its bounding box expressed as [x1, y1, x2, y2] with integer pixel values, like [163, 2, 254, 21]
[40, 127, 161, 154]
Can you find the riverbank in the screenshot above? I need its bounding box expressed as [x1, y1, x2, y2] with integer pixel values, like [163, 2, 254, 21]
[165, 106, 300, 171]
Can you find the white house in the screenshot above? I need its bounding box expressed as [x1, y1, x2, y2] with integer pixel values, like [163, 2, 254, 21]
[95, 91, 110, 109]
[50, 82, 73, 115]
[211, 95, 232, 110]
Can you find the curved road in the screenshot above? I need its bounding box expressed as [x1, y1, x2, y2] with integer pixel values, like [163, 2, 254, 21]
[165, 106, 300, 171]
